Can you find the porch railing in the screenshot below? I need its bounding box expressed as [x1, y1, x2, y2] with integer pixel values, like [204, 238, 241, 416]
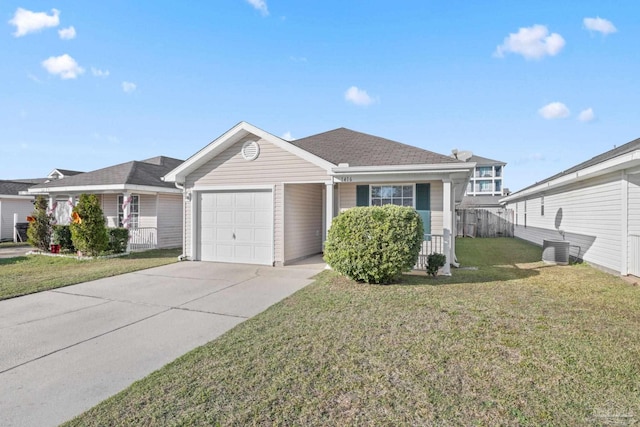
[127, 227, 157, 251]
[416, 230, 451, 275]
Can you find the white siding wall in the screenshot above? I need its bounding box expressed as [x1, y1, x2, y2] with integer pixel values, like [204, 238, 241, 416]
[184, 136, 329, 263]
[0, 199, 34, 241]
[102, 194, 118, 228]
[337, 181, 444, 235]
[507, 172, 623, 273]
[284, 184, 323, 263]
[138, 194, 157, 229]
[157, 194, 183, 248]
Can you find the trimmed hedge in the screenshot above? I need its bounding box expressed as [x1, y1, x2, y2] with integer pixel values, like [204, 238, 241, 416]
[70, 194, 109, 257]
[108, 228, 129, 254]
[324, 205, 424, 284]
[27, 195, 53, 251]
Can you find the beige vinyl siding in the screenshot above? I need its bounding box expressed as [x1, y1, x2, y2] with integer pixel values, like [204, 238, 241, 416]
[0, 199, 34, 240]
[186, 138, 329, 187]
[337, 181, 444, 234]
[509, 172, 623, 273]
[284, 184, 323, 263]
[627, 173, 640, 274]
[184, 137, 330, 263]
[157, 194, 183, 248]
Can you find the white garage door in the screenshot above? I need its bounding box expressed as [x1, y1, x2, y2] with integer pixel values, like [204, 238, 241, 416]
[198, 190, 273, 265]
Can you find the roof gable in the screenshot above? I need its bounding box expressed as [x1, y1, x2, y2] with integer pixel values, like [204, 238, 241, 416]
[163, 122, 336, 183]
[290, 128, 458, 167]
[467, 155, 505, 166]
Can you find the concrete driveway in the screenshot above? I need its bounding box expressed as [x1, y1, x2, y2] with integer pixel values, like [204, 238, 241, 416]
[0, 259, 324, 427]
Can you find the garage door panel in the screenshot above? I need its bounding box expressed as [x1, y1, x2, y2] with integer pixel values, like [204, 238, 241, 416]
[199, 190, 273, 265]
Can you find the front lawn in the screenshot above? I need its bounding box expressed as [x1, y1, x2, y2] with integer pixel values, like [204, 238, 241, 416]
[66, 238, 640, 426]
[0, 248, 182, 300]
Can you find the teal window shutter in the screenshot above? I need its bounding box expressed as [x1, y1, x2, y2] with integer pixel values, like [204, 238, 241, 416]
[356, 185, 369, 207]
[416, 183, 430, 210]
[416, 183, 431, 235]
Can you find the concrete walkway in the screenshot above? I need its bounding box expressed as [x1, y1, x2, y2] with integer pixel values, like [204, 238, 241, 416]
[0, 258, 324, 427]
[0, 245, 30, 259]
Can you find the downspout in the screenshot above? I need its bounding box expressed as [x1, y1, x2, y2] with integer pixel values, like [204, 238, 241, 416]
[174, 181, 188, 261]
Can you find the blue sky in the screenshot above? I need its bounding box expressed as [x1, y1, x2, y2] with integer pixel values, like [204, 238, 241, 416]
[2, 1, 638, 192]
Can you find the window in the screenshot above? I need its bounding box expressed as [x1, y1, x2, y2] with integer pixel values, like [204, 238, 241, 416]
[495, 180, 502, 193]
[370, 185, 414, 207]
[495, 166, 502, 177]
[477, 166, 493, 178]
[475, 180, 493, 193]
[541, 196, 545, 216]
[118, 195, 139, 228]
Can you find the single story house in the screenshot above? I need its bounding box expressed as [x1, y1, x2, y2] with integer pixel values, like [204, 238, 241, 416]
[163, 121, 475, 268]
[501, 137, 640, 276]
[26, 156, 184, 249]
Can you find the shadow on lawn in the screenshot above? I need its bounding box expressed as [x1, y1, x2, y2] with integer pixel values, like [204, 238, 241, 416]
[0, 256, 29, 266]
[403, 263, 543, 286]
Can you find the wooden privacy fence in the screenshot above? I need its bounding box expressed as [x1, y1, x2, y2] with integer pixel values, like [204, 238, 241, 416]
[456, 208, 514, 238]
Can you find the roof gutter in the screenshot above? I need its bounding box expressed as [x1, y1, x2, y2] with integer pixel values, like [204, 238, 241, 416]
[501, 149, 640, 203]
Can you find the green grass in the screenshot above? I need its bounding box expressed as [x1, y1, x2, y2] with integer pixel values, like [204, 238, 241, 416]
[0, 241, 29, 248]
[0, 248, 182, 300]
[65, 238, 640, 426]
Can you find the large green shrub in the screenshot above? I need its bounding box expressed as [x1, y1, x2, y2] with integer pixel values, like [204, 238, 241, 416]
[52, 225, 75, 253]
[70, 194, 109, 256]
[324, 205, 424, 284]
[108, 228, 129, 253]
[27, 195, 53, 251]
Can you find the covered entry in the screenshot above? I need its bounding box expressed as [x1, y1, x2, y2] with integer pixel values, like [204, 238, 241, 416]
[198, 190, 273, 265]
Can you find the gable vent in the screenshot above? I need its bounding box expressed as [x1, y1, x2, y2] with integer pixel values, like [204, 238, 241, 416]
[241, 140, 260, 161]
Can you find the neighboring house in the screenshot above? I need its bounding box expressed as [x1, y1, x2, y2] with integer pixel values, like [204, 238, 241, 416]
[0, 180, 36, 241]
[501, 137, 640, 276]
[163, 121, 474, 268]
[457, 154, 507, 211]
[26, 156, 184, 249]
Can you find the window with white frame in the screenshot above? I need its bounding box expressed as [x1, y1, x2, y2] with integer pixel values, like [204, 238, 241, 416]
[370, 185, 414, 207]
[476, 180, 493, 193]
[118, 195, 139, 228]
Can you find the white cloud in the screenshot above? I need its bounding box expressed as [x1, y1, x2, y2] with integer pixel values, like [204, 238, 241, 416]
[9, 8, 60, 37]
[246, 0, 269, 16]
[281, 131, 293, 140]
[345, 86, 377, 106]
[538, 102, 570, 119]
[58, 26, 76, 40]
[91, 67, 110, 77]
[494, 24, 565, 60]
[122, 81, 136, 93]
[578, 108, 595, 122]
[583, 17, 617, 35]
[41, 54, 85, 79]
[27, 73, 43, 83]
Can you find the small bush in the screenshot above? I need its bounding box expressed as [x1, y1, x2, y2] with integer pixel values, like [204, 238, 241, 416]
[52, 225, 75, 253]
[108, 228, 129, 253]
[426, 253, 447, 277]
[27, 195, 53, 251]
[70, 194, 109, 257]
[324, 205, 424, 284]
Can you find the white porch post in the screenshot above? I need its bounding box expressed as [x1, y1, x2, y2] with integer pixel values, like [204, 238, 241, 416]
[13, 213, 18, 243]
[442, 180, 452, 275]
[122, 192, 131, 252]
[325, 182, 335, 241]
[67, 195, 75, 225]
[621, 171, 629, 275]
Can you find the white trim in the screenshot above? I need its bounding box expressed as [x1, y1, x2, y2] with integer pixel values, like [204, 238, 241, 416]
[27, 184, 182, 195]
[191, 184, 275, 192]
[0, 194, 34, 200]
[281, 180, 333, 185]
[331, 162, 474, 174]
[501, 149, 640, 203]
[621, 172, 629, 275]
[163, 121, 336, 183]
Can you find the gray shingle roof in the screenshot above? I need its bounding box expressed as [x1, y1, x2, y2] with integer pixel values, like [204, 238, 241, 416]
[467, 154, 505, 166]
[0, 180, 37, 196]
[516, 137, 640, 194]
[290, 128, 458, 167]
[30, 156, 184, 190]
[52, 169, 83, 176]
